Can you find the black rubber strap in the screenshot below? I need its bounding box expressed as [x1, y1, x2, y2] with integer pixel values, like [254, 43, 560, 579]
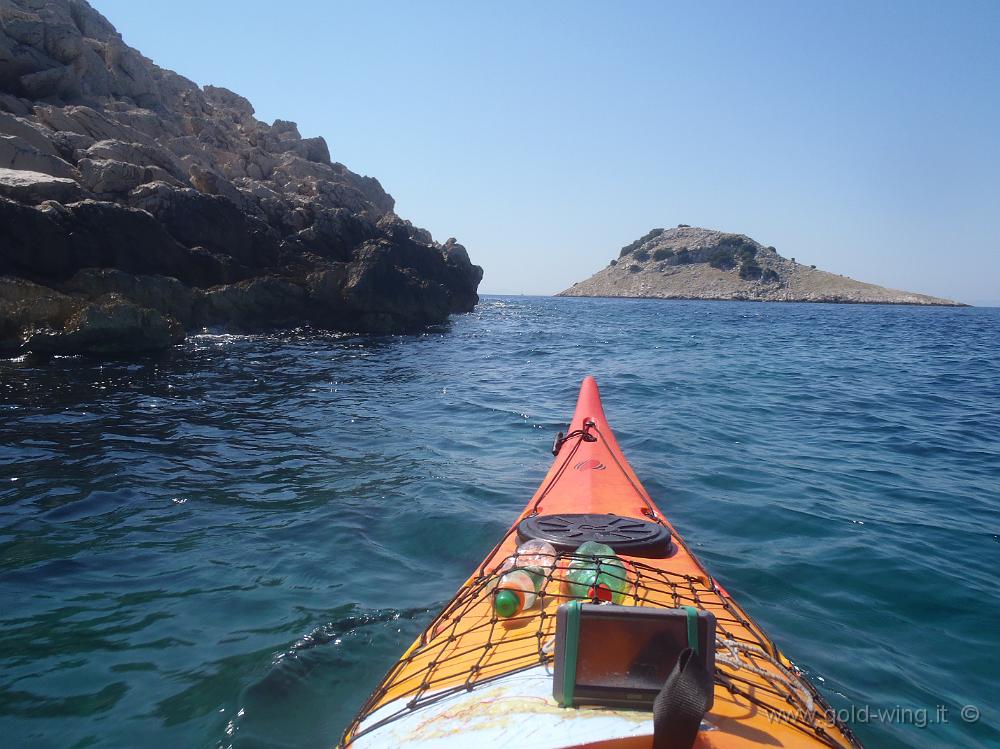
[652, 647, 713, 749]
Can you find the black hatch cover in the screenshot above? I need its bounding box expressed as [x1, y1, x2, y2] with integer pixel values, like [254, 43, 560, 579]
[516, 513, 672, 557]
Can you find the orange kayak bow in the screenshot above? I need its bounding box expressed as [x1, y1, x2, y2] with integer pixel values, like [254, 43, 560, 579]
[342, 377, 861, 749]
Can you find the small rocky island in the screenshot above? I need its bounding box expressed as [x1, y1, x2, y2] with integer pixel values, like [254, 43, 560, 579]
[559, 226, 962, 306]
[0, 0, 482, 355]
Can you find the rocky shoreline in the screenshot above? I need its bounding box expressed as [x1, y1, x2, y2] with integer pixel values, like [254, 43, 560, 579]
[0, 0, 482, 355]
[559, 226, 963, 306]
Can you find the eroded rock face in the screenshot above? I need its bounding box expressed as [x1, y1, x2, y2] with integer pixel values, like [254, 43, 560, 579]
[0, 0, 482, 355]
[25, 293, 184, 354]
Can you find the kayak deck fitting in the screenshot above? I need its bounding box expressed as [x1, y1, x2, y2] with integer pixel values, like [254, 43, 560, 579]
[341, 377, 861, 748]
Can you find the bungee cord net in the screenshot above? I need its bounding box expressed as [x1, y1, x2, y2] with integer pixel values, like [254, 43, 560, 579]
[341, 544, 862, 748]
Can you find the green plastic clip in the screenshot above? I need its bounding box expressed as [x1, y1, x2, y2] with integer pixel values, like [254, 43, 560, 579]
[683, 605, 700, 655]
[560, 600, 581, 707]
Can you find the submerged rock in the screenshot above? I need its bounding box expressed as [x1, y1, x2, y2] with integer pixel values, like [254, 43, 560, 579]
[0, 0, 482, 355]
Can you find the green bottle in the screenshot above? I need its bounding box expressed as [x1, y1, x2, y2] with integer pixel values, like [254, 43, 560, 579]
[564, 541, 629, 603]
[593, 555, 629, 604]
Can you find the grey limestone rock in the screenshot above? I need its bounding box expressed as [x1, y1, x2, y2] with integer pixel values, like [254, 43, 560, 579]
[0, 0, 481, 354]
[0, 165, 83, 202]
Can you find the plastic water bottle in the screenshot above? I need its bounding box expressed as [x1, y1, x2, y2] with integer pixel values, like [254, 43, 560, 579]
[564, 541, 629, 603]
[593, 555, 629, 603]
[491, 540, 557, 617]
[494, 539, 557, 589]
[511, 539, 557, 591]
[493, 569, 538, 618]
[564, 541, 609, 599]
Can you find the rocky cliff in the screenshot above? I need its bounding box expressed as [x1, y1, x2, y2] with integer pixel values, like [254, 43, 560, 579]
[0, 0, 482, 354]
[558, 226, 962, 306]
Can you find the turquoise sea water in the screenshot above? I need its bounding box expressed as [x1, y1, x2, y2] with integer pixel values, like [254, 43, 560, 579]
[1, 297, 998, 749]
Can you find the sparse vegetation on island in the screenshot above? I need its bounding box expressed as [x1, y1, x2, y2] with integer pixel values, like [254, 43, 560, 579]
[619, 228, 665, 257]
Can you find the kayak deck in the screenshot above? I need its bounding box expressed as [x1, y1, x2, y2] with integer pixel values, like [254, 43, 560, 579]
[342, 378, 860, 749]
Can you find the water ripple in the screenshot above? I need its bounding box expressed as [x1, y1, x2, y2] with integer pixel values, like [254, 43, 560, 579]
[1, 298, 998, 748]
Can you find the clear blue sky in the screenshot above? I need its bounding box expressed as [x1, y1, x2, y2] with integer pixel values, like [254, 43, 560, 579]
[92, 0, 999, 304]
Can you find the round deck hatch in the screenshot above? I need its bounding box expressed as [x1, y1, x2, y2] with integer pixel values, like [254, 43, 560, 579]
[516, 513, 672, 557]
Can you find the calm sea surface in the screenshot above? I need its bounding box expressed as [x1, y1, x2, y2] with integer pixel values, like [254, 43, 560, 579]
[1, 297, 998, 749]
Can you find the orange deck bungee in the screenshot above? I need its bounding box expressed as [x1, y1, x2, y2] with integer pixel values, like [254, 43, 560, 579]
[342, 377, 862, 749]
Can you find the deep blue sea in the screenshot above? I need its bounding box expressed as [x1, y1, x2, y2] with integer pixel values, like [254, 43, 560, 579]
[1, 297, 998, 749]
